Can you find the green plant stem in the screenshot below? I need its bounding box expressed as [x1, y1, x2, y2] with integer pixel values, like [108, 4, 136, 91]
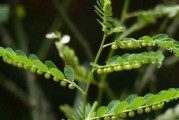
[97, 21, 146, 105]
[121, 0, 130, 22]
[97, 49, 115, 104]
[82, 34, 107, 119]
[53, 0, 94, 60]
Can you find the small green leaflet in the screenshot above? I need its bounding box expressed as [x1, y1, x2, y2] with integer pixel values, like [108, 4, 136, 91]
[64, 65, 74, 82]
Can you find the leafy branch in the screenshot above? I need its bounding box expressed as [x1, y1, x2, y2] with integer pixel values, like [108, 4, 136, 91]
[0, 47, 84, 94]
[91, 51, 164, 74]
[87, 88, 179, 120]
[95, 0, 124, 35]
[110, 34, 179, 56]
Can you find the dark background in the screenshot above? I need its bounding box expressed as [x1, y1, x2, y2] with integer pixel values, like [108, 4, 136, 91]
[0, 0, 179, 120]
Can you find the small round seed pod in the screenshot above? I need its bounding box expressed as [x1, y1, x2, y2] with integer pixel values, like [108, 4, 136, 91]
[111, 116, 117, 120]
[145, 107, 151, 113]
[127, 42, 134, 48]
[53, 77, 59, 82]
[97, 68, 103, 74]
[137, 108, 143, 114]
[69, 84, 75, 89]
[103, 68, 108, 73]
[60, 81, 67, 87]
[23, 65, 29, 70]
[111, 44, 118, 50]
[12, 61, 18, 66]
[132, 62, 142, 68]
[128, 111, 135, 117]
[141, 42, 147, 47]
[119, 112, 127, 119]
[7, 59, 12, 64]
[44, 73, 51, 79]
[157, 103, 164, 109]
[17, 62, 23, 68]
[3, 57, 8, 62]
[152, 42, 156, 46]
[37, 70, 43, 75]
[152, 105, 158, 111]
[147, 42, 153, 47]
[123, 64, 132, 70]
[104, 117, 110, 120]
[30, 66, 37, 73]
[107, 67, 113, 73]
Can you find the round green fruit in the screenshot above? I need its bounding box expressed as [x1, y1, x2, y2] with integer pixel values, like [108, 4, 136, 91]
[30, 67, 37, 73]
[7, 59, 12, 64]
[137, 108, 143, 114]
[17, 62, 23, 68]
[111, 44, 118, 49]
[44, 73, 51, 79]
[132, 62, 142, 68]
[152, 105, 158, 110]
[104, 117, 110, 120]
[123, 64, 132, 70]
[145, 107, 151, 113]
[128, 111, 135, 117]
[119, 112, 127, 119]
[97, 68, 103, 74]
[53, 77, 59, 82]
[37, 70, 43, 75]
[69, 84, 75, 89]
[60, 81, 67, 87]
[23, 65, 29, 70]
[107, 67, 113, 73]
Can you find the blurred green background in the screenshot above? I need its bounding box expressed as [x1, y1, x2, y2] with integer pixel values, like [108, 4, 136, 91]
[0, 0, 179, 120]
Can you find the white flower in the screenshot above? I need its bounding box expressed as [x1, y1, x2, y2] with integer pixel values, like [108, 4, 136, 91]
[45, 32, 58, 39]
[60, 35, 70, 44]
